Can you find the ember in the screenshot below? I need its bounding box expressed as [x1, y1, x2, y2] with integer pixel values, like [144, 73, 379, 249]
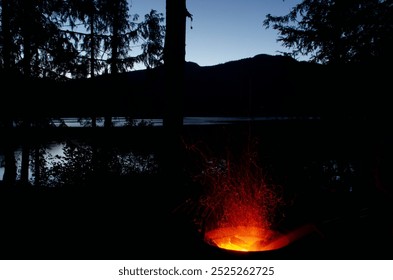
[188, 139, 288, 252]
[204, 226, 289, 252]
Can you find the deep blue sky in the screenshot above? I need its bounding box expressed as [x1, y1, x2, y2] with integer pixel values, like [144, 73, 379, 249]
[129, 0, 303, 68]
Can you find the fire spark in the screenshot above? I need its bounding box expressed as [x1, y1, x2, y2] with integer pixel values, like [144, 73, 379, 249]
[188, 139, 288, 252]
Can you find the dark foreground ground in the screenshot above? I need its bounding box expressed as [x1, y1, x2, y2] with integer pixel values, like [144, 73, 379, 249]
[1, 178, 392, 260]
[1, 119, 393, 260]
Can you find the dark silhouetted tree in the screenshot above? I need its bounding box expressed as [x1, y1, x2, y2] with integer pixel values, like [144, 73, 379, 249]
[138, 10, 165, 69]
[163, 0, 191, 130]
[8, 0, 67, 183]
[99, 0, 137, 127]
[19, 0, 34, 184]
[1, 0, 17, 185]
[100, 0, 138, 74]
[1, 118, 17, 185]
[1, 0, 12, 70]
[263, 0, 393, 64]
[1, 0, 79, 184]
[264, 0, 393, 197]
[1, 0, 166, 184]
[63, 0, 105, 126]
[1, 0, 80, 79]
[161, 0, 192, 199]
[61, 1, 164, 127]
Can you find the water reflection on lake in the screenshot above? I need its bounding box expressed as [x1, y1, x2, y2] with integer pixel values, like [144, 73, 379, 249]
[0, 115, 365, 192]
[52, 116, 319, 127]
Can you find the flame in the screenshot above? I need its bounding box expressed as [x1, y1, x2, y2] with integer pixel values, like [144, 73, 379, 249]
[205, 226, 290, 252]
[188, 139, 288, 252]
[205, 224, 319, 252]
[185, 137, 321, 253]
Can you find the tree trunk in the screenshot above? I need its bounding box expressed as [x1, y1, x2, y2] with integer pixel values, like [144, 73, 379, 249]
[163, 0, 187, 131]
[2, 0, 12, 70]
[22, 0, 32, 77]
[106, 0, 122, 128]
[2, 119, 17, 186]
[19, 0, 33, 184]
[1, 1, 17, 186]
[161, 0, 188, 203]
[110, 0, 120, 75]
[90, 9, 97, 128]
[3, 147, 17, 186]
[34, 146, 41, 186]
[20, 121, 30, 184]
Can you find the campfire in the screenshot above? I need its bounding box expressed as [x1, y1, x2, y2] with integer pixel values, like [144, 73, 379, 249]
[187, 139, 290, 252]
[204, 226, 289, 252]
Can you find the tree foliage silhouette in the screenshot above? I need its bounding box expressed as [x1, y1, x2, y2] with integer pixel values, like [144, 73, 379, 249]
[0, 0, 165, 79]
[0, 0, 79, 79]
[0, 0, 165, 185]
[138, 9, 165, 69]
[263, 0, 393, 64]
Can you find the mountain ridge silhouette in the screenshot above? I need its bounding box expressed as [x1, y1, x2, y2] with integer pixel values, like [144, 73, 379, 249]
[2, 53, 388, 120]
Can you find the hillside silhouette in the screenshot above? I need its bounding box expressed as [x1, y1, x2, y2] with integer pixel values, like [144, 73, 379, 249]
[60, 54, 326, 118]
[3, 53, 389, 120]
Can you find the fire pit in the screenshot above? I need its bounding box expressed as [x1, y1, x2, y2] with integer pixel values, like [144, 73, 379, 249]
[204, 226, 289, 252]
[186, 138, 302, 253]
[204, 224, 319, 253]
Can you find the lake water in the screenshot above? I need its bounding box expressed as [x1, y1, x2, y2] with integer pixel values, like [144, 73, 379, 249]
[54, 116, 314, 127]
[0, 115, 323, 183]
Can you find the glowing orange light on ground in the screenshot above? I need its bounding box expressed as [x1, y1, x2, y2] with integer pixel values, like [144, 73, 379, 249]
[205, 224, 318, 252]
[187, 139, 290, 252]
[186, 138, 321, 253]
[204, 226, 289, 252]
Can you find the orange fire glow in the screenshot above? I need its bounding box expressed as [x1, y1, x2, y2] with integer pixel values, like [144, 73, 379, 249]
[186, 138, 321, 253]
[189, 140, 289, 252]
[204, 226, 290, 252]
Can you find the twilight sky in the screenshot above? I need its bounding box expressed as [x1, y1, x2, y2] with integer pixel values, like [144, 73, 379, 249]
[129, 0, 303, 68]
